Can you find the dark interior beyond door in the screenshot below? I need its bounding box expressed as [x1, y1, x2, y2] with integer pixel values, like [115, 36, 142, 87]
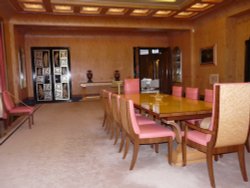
[133, 47, 172, 94]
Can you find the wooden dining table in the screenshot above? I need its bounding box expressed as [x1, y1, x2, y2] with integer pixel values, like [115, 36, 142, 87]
[124, 93, 213, 166]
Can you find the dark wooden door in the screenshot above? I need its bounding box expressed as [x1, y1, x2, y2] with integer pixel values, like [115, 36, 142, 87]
[159, 48, 172, 94]
[245, 39, 250, 82]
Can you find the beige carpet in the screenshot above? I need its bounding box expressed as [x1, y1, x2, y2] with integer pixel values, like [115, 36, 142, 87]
[0, 100, 249, 188]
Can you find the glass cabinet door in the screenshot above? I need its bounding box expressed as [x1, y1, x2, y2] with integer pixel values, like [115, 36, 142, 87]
[172, 47, 182, 83]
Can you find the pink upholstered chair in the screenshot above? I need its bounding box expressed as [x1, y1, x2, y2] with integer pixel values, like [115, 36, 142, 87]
[204, 89, 213, 103]
[2, 91, 35, 129]
[182, 83, 250, 187]
[124, 78, 140, 94]
[172, 86, 183, 97]
[185, 87, 199, 100]
[118, 96, 158, 153]
[122, 98, 175, 170]
[102, 90, 114, 137]
[101, 89, 108, 128]
[185, 89, 213, 126]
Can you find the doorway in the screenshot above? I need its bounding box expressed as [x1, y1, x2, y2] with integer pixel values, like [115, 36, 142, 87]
[245, 39, 250, 82]
[133, 47, 172, 94]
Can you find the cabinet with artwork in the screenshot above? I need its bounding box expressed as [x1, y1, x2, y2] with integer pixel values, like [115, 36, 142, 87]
[31, 47, 71, 102]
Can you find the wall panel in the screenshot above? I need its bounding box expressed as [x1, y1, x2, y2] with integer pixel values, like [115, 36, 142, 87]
[25, 33, 169, 96]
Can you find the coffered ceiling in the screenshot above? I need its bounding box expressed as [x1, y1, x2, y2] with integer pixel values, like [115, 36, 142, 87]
[9, 0, 229, 19]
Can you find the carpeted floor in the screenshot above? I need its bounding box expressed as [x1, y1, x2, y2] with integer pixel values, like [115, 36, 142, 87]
[0, 100, 249, 188]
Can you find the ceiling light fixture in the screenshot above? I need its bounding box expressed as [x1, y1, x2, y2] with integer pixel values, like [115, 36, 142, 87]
[81, 7, 101, 14]
[23, 3, 44, 11]
[106, 8, 126, 15]
[53, 5, 73, 13]
[153, 10, 172, 17]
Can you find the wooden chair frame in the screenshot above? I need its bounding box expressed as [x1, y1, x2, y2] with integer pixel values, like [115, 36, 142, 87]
[182, 83, 250, 188]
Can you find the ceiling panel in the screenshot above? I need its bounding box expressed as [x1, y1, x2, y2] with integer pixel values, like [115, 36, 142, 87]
[10, 0, 230, 19]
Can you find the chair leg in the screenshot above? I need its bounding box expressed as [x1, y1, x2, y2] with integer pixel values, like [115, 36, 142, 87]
[109, 123, 115, 140]
[238, 145, 248, 182]
[102, 114, 106, 127]
[130, 142, 139, 170]
[123, 137, 130, 159]
[113, 125, 120, 145]
[246, 130, 250, 153]
[155, 144, 159, 153]
[119, 130, 126, 153]
[104, 118, 110, 133]
[28, 116, 32, 129]
[206, 151, 216, 188]
[182, 128, 187, 166]
[214, 155, 219, 161]
[31, 114, 34, 124]
[167, 138, 173, 165]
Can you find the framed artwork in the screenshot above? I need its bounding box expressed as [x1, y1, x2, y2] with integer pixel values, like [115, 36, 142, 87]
[31, 47, 71, 102]
[200, 44, 217, 65]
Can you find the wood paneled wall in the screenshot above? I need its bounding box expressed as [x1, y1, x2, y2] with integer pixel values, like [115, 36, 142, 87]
[25, 33, 169, 96]
[1, 0, 250, 100]
[192, 0, 250, 94]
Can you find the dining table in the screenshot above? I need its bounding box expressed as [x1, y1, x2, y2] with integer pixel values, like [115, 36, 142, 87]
[123, 93, 213, 166]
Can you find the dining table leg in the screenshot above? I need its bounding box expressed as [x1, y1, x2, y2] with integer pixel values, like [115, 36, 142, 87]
[162, 120, 206, 166]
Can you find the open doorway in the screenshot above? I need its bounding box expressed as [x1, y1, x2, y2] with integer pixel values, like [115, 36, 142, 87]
[133, 47, 172, 94]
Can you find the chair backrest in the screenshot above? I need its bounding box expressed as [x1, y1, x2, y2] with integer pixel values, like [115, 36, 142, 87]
[2, 91, 15, 112]
[126, 99, 140, 136]
[102, 90, 112, 118]
[111, 93, 121, 123]
[101, 89, 108, 112]
[119, 97, 130, 133]
[124, 78, 140, 94]
[210, 83, 250, 148]
[185, 87, 199, 100]
[204, 89, 213, 103]
[172, 86, 183, 97]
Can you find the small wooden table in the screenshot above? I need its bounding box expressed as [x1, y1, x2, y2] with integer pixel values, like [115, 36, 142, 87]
[80, 81, 123, 98]
[124, 93, 212, 166]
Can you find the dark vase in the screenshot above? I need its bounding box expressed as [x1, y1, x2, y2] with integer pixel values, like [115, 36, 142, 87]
[87, 70, 93, 83]
[114, 70, 120, 81]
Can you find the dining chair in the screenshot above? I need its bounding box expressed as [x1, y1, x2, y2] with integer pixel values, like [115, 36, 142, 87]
[101, 89, 110, 129]
[118, 96, 158, 153]
[185, 87, 199, 100]
[2, 90, 35, 129]
[172, 86, 183, 97]
[102, 90, 114, 137]
[122, 98, 175, 170]
[182, 83, 250, 188]
[185, 89, 213, 126]
[204, 89, 213, 103]
[111, 93, 122, 145]
[124, 78, 140, 94]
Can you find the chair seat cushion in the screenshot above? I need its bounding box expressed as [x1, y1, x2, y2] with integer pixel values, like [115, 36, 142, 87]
[9, 106, 34, 114]
[136, 115, 156, 125]
[139, 124, 175, 139]
[187, 130, 210, 146]
[185, 117, 211, 129]
[185, 119, 200, 125]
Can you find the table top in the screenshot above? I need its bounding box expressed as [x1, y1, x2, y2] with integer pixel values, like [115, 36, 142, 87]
[123, 93, 212, 120]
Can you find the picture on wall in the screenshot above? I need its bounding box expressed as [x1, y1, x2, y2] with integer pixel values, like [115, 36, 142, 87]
[200, 44, 217, 65]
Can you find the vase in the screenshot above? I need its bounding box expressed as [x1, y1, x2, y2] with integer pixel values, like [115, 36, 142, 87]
[114, 70, 120, 81]
[87, 70, 93, 83]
